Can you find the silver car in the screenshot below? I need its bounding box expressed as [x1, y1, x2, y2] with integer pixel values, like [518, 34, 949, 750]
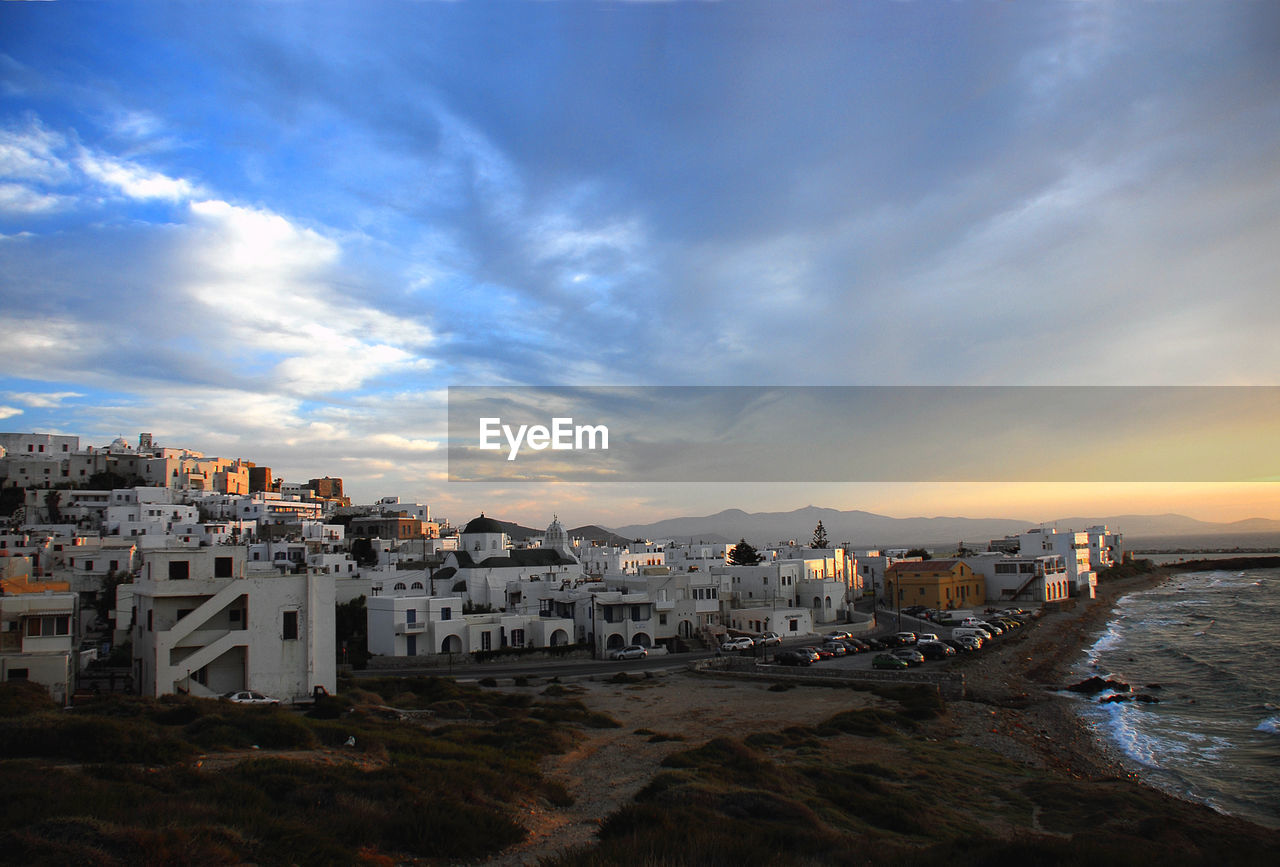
[222, 690, 280, 706]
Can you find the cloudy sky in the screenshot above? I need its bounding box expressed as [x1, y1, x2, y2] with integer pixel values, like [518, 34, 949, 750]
[2, 1, 1277, 528]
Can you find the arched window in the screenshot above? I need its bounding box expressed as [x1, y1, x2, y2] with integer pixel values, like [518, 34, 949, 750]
[393, 582, 406, 591]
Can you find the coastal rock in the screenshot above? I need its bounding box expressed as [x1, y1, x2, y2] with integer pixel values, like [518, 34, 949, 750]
[1067, 676, 1131, 695]
[1100, 694, 1132, 704]
[1133, 694, 1161, 704]
[1067, 676, 1110, 694]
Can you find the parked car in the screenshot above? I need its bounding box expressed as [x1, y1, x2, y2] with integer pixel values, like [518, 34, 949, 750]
[720, 637, 755, 652]
[775, 650, 812, 666]
[222, 690, 279, 706]
[796, 646, 822, 663]
[917, 640, 956, 660]
[890, 632, 918, 646]
[821, 641, 848, 657]
[941, 638, 970, 654]
[890, 647, 926, 666]
[757, 631, 783, 647]
[864, 638, 889, 651]
[916, 632, 941, 643]
[976, 622, 1004, 636]
[841, 638, 870, 653]
[824, 630, 853, 642]
[610, 645, 648, 660]
[872, 653, 909, 670]
[902, 605, 928, 617]
[955, 635, 984, 651]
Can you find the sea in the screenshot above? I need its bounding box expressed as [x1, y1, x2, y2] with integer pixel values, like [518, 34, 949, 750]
[1071, 566, 1280, 829]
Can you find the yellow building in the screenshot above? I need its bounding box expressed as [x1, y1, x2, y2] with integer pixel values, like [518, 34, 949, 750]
[885, 559, 985, 610]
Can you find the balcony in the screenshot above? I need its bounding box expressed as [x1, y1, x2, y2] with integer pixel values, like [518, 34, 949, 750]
[396, 620, 427, 634]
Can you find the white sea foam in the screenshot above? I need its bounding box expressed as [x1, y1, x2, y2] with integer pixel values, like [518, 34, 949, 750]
[1255, 716, 1280, 736]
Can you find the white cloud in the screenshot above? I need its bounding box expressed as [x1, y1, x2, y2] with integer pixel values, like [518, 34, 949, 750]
[5, 391, 83, 408]
[181, 199, 433, 395]
[0, 182, 69, 214]
[0, 405, 22, 420]
[367, 433, 440, 453]
[77, 150, 196, 201]
[0, 121, 69, 183]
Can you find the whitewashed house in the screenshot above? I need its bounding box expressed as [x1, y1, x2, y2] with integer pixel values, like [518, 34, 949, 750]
[123, 546, 335, 701]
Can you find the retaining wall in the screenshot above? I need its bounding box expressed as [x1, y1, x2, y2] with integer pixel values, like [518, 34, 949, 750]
[690, 656, 967, 700]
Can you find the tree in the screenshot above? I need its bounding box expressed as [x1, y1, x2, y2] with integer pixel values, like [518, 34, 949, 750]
[350, 537, 378, 567]
[335, 595, 369, 669]
[44, 489, 62, 524]
[810, 521, 829, 549]
[905, 547, 932, 561]
[727, 539, 763, 566]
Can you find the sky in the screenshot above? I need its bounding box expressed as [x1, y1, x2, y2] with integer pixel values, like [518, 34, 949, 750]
[1, 1, 1278, 529]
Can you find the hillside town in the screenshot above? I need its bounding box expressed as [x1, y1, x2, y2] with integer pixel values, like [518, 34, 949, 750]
[1, 431, 1123, 706]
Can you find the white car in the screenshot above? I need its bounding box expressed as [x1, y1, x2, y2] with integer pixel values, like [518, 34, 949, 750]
[720, 637, 755, 652]
[610, 645, 648, 660]
[757, 631, 783, 647]
[222, 690, 280, 706]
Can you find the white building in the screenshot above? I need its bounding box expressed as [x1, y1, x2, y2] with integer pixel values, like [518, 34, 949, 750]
[963, 552, 1072, 605]
[1015, 528, 1097, 598]
[123, 546, 335, 701]
[0, 584, 79, 704]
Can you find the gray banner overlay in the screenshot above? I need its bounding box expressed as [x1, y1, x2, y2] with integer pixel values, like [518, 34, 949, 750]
[447, 386, 1279, 483]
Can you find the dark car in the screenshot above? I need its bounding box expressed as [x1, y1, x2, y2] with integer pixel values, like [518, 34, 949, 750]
[864, 638, 889, 651]
[841, 638, 870, 653]
[941, 638, 970, 653]
[889, 632, 918, 647]
[917, 640, 956, 660]
[775, 650, 813, 667]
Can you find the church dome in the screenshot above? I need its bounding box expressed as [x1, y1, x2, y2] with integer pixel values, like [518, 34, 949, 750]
[462, 514, 505, 535]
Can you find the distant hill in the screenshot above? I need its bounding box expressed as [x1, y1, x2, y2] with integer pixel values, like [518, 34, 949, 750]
[568, 524, 632, 546]
[608, 507, 1280, 550]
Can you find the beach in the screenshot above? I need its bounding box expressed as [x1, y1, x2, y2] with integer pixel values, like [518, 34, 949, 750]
[945, 567, 1179, 780]
[491, 566, 1239, 865]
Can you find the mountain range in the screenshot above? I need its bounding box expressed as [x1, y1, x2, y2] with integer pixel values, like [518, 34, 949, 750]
[605, 507, 1280, 549]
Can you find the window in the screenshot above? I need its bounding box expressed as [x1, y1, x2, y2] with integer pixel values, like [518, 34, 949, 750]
[214, 557, 233, 578]
[659, 613, 667, 626]
[440, 606, 451, 621]
[510, 628, 524, 648]
[7, 668, 28, 681]
[481, 631, 492, 651]
[147, 609, 154, 631]
[406, 608, 416, 625]
[168, 560, 190, 580]
[229, 608, 242, 625]
[282, 610, 299, 640]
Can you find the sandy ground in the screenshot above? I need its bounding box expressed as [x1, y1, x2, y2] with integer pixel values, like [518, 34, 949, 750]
[488, 570, 1172, 865]
[487, 675, 888, 866]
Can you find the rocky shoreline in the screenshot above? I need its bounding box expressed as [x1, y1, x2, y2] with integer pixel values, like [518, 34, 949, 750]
[947, 566, 1190, 786]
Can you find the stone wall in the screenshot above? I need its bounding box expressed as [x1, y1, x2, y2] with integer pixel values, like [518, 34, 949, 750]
[691, 656, 967, 700]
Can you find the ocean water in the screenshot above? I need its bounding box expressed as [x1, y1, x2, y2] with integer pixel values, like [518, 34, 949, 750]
[1072, 567, 1280, 829]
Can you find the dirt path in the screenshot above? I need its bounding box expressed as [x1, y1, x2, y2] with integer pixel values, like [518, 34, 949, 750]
[488, 674, 883, 866]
